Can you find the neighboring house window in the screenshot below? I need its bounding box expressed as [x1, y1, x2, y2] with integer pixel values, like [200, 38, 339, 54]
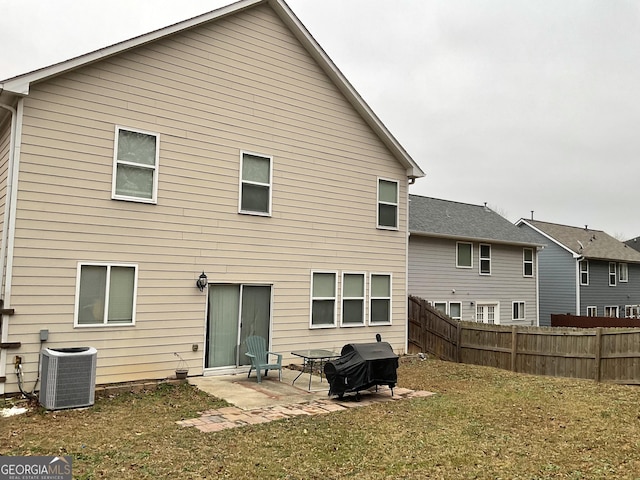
[240, 152, 272, 215]
[512, 301, 525, 321]
[370, 273, 392, 324]
[476, 303, 497, 324]
[587, 306, 597, 317]
[579, 260, 589, 286]
[377, 179, 398, 229]
[434, 302, 447, 314]
[75, 263, 137, 326]
[609, 262, 617, 286]
[449, 302, 462, 321]
[523, 248, 534, 277]
[479, 244, 491, 275]
[311, 272, 337, 327]
[619, 263, 628, 283]
[456, 242, 472, 268]
[604, 306, 619, 318]
[113, 126, 159, 203]
[342, 273, 365, 326]
[625, 305, 640, 318]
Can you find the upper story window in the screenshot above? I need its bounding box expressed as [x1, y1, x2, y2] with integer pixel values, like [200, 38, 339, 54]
[377, 179, 398, 229]
[479, 244, 491, 275]
[579, 260, 589, 285]
[75, 263, 137, 326]
[619, 263, 628, 283]
[609, 262, 617, 286]
[456, 242, 472, 268]
[310, 271, 337, 328]
[113, 126, 159, 203]
[523, 248, 534, 277]
[370, 273, 392, 325]
[341, 273, 365, 327]
[240, 152, 272, 215]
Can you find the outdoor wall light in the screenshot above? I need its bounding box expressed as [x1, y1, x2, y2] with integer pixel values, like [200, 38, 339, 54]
[196, 272, 208, 292]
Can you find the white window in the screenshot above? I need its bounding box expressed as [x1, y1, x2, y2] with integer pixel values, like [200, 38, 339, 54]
[619, 263, 628, 283]
[377, 179, 398, 229]
[75, 263, 137, 326]
[370, 273, 392, 324]
[512, 301, 525, 321]
[604, 305, 619, 318]
[433, 302, 447, 313]
[341, 273, 365, 326]
[112, 126, 159, 203]
[449, 302, 462, 321]
[523, 248, 534, 277]
[609, 262, 617, 286]
[476, 303, 498, 324]
[579, 260, 589, 286]
[310, 272, 337, 327]
[456, 242, 472, 268]
[239, 152, 272, 215]
[479, 244, 491, 275]
[587, 306, 597, 317]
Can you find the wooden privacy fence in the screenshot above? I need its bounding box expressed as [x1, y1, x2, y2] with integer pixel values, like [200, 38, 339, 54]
[408, 295, 640, 385]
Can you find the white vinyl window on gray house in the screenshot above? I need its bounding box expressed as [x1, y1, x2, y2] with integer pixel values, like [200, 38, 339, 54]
[587, 306, 597, 317]
[370, 273, 392, 324]
[239, 152, 272, 215]
[434, 301, 461, 321]
[479, 244, 491, 275]
[75, 263, 137, 326]
[523, 248, 534, 277]
[341, 273, 365, 326]
[113, 126, 159, 203]
[579, 260, 589, 285]
[310, 272, 337, 327]
[604, 305, 619, 318]
[619, 263, 628, 283]
[609, 262, 617, 286]
[512, 301, 525, 321]
[456, 242, 472, 268]
[377, 179, 398, 229]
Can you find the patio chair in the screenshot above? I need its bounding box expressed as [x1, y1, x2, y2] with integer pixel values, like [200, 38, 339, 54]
[245, 335, 282, 383]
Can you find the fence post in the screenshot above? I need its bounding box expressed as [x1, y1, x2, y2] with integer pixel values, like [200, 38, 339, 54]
[594, 327, 602, 382]
[456, 322, 461, 363]
[420, 299, 427, 353]
[511, 326, 518, 372]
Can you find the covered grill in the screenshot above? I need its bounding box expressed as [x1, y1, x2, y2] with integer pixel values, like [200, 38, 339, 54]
[324, 341, 399, 398]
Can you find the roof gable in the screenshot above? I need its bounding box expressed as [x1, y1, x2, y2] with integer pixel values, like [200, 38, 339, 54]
[0, 0, 424, 179]
[409, 195, 542, 246]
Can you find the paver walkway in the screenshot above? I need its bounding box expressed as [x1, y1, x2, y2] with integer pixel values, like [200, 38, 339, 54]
[177, 387, 435, 432]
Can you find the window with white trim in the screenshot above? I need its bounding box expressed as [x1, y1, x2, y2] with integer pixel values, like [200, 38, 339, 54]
[239, 152, 272, 215]
[512, 301, 525, 321]
[449, 302, 462, 321]
[479, 244, 491, 275]
[625, 305, 640, 318]
[579, 260, 589, 286]
[341, 273, 365, 326]
[609, 262, 617, 286]
[370, 273, 391, 324]
[433, 302, 447, 314]
[604, 305, 619, 318]
[586, 306, 597, 317]
[113, 126, 159, 203]
[523, 248, 534, 277]
[311, 272, 337, 327]
[456, 242, 472, 268]
[377, 179, 398, 229]
[75, 263, 137, 326]
[619, 263, 628, 283]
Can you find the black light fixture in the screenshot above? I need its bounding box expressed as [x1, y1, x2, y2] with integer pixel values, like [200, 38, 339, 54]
[196, 272, 208, 292]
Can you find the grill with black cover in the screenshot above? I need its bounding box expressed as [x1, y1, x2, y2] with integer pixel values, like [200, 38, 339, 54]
[324, 341, 399, 398]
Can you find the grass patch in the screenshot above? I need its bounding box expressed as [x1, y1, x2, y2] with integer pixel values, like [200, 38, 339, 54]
[2, 359, 640, 479]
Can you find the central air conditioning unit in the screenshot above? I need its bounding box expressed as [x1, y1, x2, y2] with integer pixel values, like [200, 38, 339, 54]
[39, 347, 98, 410]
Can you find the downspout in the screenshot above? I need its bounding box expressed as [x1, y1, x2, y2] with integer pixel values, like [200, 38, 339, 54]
[575, 256, 582, 317]
[404, 180, 410, 354]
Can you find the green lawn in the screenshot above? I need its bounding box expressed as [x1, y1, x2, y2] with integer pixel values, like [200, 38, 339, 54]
[2, 358, 640, 479]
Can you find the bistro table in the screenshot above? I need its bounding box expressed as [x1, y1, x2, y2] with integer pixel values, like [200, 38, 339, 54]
[291, 349, 341, 391]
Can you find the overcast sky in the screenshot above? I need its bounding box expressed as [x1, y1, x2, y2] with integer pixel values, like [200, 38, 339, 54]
[1, 0, 639, 238]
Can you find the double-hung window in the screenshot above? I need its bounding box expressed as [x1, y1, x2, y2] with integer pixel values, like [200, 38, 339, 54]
[113, 126, 159, 203]
[479, 244, 491, 275]
[619, 263, 628, 283]
[310, 272, 337, 327]
[377, 179, 398, 229]
[370, 273, 392, 324]
[449, 302, 462, 321]
[456, 242, 472, 268]
[579, 260, 589, 285]
[587, 306, 597, 317]
[604, 306, 619, 318]
[75, 263, 137, 326]
[342, 273, 365, 326]
[512, 301, 525, 321]
[523, 248, 534, 277]
[609, 262, 617, 286]
[240, 152, 272, 215]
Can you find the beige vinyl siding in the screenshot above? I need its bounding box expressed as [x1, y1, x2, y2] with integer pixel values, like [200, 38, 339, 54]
[409, 236, 538, 326]
[4, 4, 409, 390]
[0, 117, 10, 242]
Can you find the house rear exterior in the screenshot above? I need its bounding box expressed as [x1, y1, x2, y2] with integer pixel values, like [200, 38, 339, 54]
[408, 196, 542, 326]
[0, 0, 424, 394]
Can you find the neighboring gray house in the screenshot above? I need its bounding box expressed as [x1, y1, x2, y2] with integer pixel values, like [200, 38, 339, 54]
[408, 195, 543, 326]
[517, 219, 640, 325]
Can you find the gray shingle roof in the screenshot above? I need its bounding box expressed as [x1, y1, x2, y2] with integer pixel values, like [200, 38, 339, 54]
[523, 219, 640, 263]
[409, 195, 542, 246]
